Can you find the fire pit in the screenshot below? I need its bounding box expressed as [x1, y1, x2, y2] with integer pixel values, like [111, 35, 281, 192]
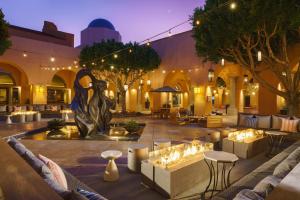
[141, 141, 213, 198]
[223, 129, 267, 158]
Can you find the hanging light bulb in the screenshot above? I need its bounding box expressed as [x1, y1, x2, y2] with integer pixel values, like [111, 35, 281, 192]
[230, 2, 237, 10]
[74, 60, 78, 64]
[162, 70, 166, 74]
[68, 66, 72, 70]
[110, 65, 114, 70]
[172, 70, 175, 73]
[208, 68, 214, 82]
[244, 74, 249, 82]
[257, 51, 262, 62]
[196, 20, 200, 25]
[52, 67, 55, 71]
[23, 52, 28, 57]
[114, 54, 118, 59]
[129, 49, 132, 53]
[221, 58, 225, 66]
[146, 40, 150, 46]
[50, 57, 55, 62]
[101, 59, 105, 63]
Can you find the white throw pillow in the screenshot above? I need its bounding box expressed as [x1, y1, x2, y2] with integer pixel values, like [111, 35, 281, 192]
[38, 154, 68, 190]
[280, 118, 299, 133]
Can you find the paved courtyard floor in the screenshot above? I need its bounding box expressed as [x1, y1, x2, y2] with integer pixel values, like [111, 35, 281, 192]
[0, 115, 272, 200]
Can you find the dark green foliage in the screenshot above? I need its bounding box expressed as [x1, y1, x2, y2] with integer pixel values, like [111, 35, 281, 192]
[0, 9, 11, 55]
[124, 120, 140, 133]
[79, 40, 161, 73]
[47, 119, 66, 131]
[192, 0, 300, 63]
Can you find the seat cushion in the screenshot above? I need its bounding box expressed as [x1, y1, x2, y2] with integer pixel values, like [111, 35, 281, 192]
[7, 137, 27, 156]
[253, 175, 281, 198]
[257, 116, 271, 129]
[273, 157, 298, 179]
[39, 154, 68, 190]
[233, 189, 263, 200]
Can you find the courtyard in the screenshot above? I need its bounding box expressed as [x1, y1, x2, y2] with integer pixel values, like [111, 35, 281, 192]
[0, 0, 300, 200]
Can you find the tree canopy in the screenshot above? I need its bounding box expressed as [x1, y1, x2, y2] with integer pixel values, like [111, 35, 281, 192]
[0, 9, 11, 55]
[80, 40, 161, 75]
[79, 40, 161, 112]
[193, 0, 300, 115]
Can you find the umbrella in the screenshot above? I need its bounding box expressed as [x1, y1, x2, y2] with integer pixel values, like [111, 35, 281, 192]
[150, 86, 182, 93]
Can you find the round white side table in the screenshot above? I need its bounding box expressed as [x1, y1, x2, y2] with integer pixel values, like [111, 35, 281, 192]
[202, 151, 238, 199]
[101, 150, 122, 182]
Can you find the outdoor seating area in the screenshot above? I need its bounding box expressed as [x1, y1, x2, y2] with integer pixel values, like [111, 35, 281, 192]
[1, 1, 300, 200]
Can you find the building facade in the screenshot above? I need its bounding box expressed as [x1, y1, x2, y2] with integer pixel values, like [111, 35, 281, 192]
[0, 18, 297, 115]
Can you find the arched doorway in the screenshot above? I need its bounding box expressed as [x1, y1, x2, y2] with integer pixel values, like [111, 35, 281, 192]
[47, 70, 76, 104]
[0, 62, 29, 105]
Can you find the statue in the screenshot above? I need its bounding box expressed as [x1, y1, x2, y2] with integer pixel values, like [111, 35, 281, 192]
[71, 69, 115, 137]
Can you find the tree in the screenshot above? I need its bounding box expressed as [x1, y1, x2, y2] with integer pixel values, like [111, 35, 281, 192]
[80, 40, 161, 113]
[0, 9, 11, 55]
[193, 0, 300, 116]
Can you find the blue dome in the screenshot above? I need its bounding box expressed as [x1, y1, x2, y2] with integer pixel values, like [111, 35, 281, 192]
[88, 18, 115, 30]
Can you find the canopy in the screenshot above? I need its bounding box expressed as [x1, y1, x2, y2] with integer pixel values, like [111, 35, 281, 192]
[150, 86, 181, 93]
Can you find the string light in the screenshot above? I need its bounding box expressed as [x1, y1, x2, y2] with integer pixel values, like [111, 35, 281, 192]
[196, 20, 200, 25]
[68, 66, 72, 70]
[110, 65, 114, 70]
[146, 40, 150, 46]
[230, 2, 237, 10]
[162, 70, 166, 74]
[221, 58, 225, 66]
[101, 59, 105, 63]
[50, 57, 55, 62]
[257, 51, 262, 62]
[129, 49, 132, 53]
[23, 52, 28, 57]
[114, 54, 118, 59]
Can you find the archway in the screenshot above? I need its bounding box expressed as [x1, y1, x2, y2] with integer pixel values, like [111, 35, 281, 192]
[47, 70, 76, 104]
[0, 62, 29, 105]
[162, 71, 191, 109]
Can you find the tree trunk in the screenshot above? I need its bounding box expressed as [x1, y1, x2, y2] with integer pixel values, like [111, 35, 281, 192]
[120, 90, 127, 114]
[286, 95, 300, 117]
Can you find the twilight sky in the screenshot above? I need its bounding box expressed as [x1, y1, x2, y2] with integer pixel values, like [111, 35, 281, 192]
[0, 0, 205, 46]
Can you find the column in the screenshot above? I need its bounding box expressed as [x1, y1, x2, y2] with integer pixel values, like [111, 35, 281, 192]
[227, 77, 238, 115]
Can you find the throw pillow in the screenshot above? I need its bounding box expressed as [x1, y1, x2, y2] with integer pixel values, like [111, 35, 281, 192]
[233, 189, 264, 200]
[40, 165, 70, 198]
[273, 158, 298, 179]
[38, 154, 68, 190]
[253, 175, 281, 198]
[280, 118, 299, 133]
[51, 105, 58, 112]
[271, 115, 283, 130]
[245, 116, 257, 128]
[77, 188, 107, 200]
[14, 106, 21, 112]
[23, 151, 45, 174]
[0, 105, 6, 112]
[257, 116, 271, 129]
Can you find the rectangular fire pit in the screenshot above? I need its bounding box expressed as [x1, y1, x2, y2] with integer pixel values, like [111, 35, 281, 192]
[141, 141, 213, 198]
[222, 129, 267, 159]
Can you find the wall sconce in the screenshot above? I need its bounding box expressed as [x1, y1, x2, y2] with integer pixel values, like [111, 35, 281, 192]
[208, 68, 215, 82]
[244, 74, 249, 83]
[257, 51, 262, 62]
